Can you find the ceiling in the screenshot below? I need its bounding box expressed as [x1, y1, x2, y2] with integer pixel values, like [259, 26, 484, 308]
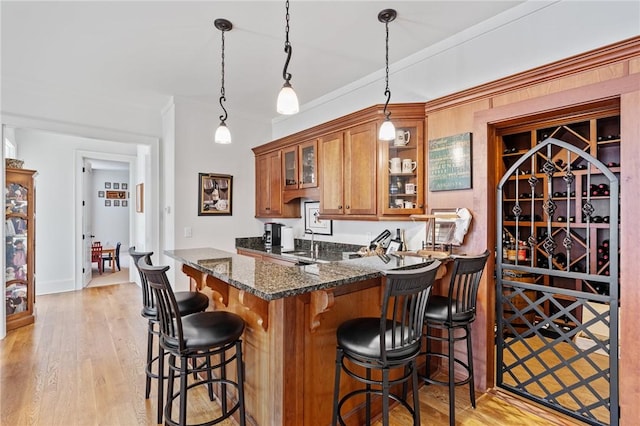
[1, 1, 524, 125]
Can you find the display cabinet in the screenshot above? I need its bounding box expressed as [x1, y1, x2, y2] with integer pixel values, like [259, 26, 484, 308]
[5, 168, 37, 331]
[283, 139, 317, 191]
[379, 119, 424, 216]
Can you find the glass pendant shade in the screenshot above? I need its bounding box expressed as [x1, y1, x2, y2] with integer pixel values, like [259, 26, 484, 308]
[214, 122, 232, 144]
[277, 82, 299, 115]
[378, 118, 396, 141]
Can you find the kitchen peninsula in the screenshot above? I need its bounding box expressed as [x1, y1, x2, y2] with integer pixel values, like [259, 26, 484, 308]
[166, 247, 436, 426]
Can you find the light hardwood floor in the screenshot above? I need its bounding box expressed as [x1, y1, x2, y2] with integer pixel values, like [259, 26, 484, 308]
[1, 283, 583, 425]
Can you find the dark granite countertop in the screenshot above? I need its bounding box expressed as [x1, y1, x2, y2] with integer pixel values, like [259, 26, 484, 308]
[165, 246, 434, 301]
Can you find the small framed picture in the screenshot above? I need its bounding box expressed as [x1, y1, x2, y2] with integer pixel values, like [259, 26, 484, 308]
[98, 191, 105, 198]
[105, 200, 111, 206]
[122, 200, 128, 207]
[114, 200, 120, 207]
[122, 183, 128, 190]
[113, 183, 120, 189]
[105, 182, 111, 189]
[304, 201, 332, 235]
[198, 173, 233, 216]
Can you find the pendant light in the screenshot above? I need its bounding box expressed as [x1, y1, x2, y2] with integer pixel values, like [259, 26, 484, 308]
[214, 18, 233, 144]
[378, 9, 397, 141]
[276, 0, 299, 115]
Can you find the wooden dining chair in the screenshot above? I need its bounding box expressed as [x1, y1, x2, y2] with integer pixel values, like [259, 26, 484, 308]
[91, 243, 103, 274]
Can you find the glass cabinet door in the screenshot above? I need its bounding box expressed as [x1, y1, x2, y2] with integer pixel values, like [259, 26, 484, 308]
[299, 140, 317, 188]
[5, 182, 30, 317]
[283, 147, 298, 190]
[283, 139, 318, 191]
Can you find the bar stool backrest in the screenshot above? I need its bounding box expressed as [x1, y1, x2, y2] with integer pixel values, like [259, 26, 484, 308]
[129, 247, 155, 315]
[445, 250, 491, 324]
[138, 261, 186, 354]
[380, 260, 441, 364]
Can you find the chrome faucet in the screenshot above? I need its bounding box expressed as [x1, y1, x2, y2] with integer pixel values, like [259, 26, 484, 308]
[305, 228, 316, 257]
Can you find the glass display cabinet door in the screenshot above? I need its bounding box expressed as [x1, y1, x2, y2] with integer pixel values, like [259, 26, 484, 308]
[283, 146, 298, 190]
[283, 139, 318, 191]
[299, 140, 317, 188]
[5, 182, 31, 320]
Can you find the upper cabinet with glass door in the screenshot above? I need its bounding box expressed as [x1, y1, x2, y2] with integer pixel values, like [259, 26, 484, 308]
[283, 139, 318, 191]
[379, 119, 424, 216]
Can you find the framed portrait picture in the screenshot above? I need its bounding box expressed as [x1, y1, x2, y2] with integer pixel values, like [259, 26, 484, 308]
[105, 182, 111, 189]
[98, 191, 105, 198]
[198, 173, 233, 216]
[113, 183, 120, 189]
[122, 200, 128, 207]
[105, 200, 111, 207]
[122, 183, 128, 190]
[304, 201, 332, 235]
[114, 200, 120, 207]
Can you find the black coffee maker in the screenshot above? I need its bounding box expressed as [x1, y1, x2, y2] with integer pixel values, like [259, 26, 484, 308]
[264, 223, 283, 249]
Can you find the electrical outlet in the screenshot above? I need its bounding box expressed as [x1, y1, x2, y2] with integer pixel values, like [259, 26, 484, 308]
[184, 227, 192, 238]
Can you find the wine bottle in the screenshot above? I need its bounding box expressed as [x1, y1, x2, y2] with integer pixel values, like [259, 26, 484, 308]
[553, 252, 567, 269]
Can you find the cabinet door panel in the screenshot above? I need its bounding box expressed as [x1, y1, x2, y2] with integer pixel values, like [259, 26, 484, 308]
[319, 132, 344, 214]
[267, 151, 283, 216]
[256, 151, 283, 217]
[345, 123, 377, 215]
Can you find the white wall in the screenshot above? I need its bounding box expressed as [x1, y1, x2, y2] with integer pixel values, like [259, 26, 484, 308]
[91, 169, 130, 268]
[14, 128, 137, 294]
[164, 97, 273, 290]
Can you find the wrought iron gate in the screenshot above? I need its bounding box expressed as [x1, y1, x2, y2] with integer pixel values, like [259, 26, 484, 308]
[496, 138, 619, 425]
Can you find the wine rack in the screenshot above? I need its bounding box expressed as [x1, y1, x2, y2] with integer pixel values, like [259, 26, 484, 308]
[499, 111, 620, 327]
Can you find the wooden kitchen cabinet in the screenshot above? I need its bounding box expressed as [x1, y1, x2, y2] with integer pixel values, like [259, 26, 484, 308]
[254, 103, 424, 220]
[319, 123, 377, 218]
[255, 150, 299, 218]
[283, 139, 318, 191]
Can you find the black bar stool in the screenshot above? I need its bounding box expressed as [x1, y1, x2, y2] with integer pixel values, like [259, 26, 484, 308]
[332, 260, 441, 426]
[138, 260, 246, 426]
[129, 247, 209, 424]
[421, 250, 490, 426]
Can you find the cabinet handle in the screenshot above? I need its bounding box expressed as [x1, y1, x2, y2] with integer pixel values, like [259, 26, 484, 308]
[338, 205, 342, 209]
[419, 205, 423, 208]
[299, 180, 303, 184]
[346, 205, 350, 209]
[266, 207, 270, 211]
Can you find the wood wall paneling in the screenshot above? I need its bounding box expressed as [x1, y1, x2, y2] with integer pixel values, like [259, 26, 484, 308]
[619, 89, 640, 423]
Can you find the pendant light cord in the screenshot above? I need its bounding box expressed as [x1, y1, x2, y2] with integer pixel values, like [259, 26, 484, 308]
[382, 19, 391, 120]
[282, 0, 293, 83]
[218, 28, 228, 123]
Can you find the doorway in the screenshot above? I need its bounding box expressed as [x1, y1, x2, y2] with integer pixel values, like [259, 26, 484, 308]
[83, 158, 132, 288]
[494, 107, 620, 426]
